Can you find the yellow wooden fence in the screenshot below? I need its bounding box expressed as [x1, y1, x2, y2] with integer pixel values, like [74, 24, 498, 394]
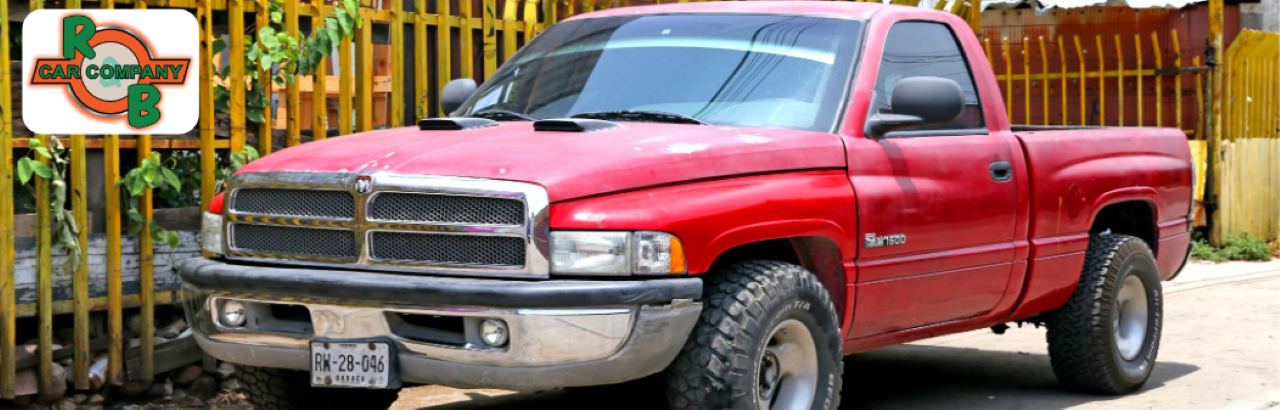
[1214, 29, 1279, 243]
[983, 32, 1206, 136]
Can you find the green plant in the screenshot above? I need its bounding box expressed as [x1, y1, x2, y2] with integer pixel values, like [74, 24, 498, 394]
[155, 150, 204, 208]
[116, 152, 185, 248]
[1190, 232, 1274, 263]
[217, 146, 261, 193]
[213, 0, 363, 126]
[15, 138, 82, 270]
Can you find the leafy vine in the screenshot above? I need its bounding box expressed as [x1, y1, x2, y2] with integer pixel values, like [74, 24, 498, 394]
[16, 138, 82, 270]
[214, 0, 364, 124]
[116, 153, 185, 248]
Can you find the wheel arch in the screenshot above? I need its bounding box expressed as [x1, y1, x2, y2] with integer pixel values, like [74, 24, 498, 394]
[707, 235, 848, 324]
[1088, 198, 1158, 256]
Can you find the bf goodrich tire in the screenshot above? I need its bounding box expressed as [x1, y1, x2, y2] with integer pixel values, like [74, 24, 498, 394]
[1046, 234, 1163, 394]
[665, 261, 843, 410]
[239, 365, 401, 410]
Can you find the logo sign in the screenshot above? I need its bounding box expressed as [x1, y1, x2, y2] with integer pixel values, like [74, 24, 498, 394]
[23, 10, 198, 134]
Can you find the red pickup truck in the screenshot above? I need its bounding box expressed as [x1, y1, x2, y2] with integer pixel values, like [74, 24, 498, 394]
[181, 2, 1194, 409]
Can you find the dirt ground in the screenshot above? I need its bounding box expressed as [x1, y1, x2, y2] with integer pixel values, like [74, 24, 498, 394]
[390, 259, 1280, 410]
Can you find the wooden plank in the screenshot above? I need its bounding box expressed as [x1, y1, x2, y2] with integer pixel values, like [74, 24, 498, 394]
[1194, 56, 1204, 138]
[0, 0, 15, 397]
[339, 21, 353, 136]
[1022, 37, 1030, 125]
[64, 0, 91, 391]
[1172, 29, 1183, 132]
[286, 0, 301, 146]
[15, 291, 182, 319]
[1096, 34, 1106, 126]
[313, 0, 329, 139]
[257, 0, 273, 154]
[137, 132, 155, 381]
[542, 0, 557, 32]
[524, 0, 538, 41]
[134, 0, 155, 379]
[230, 0, 246, 152]
[356, 8, 374, 131]
[126, 336, 201, 380]
[36, 134, 54, 392]
[1038, 36, 1047, 125]
[484, 0, 498, 79]
[459, 0, 474, 81]
[391, 0, 406, 127]
[416, 0, 429, 120]
[14, 334, 114, 371]
[198, 0, 217, 257]
[100, 0, 124, 386]
[1114, 34, 1124, 127]
[104, 131, 123, 386]
[1135, 33, 1143, 127]
[70, 133, 89, 389]
[1001, 37, 1011, 122]
[438, 0, 453, 116]
[1058, 36, 1067, 125]
[502, 0, 518, 64]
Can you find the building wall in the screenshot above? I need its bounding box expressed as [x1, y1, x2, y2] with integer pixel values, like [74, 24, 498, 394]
[1241, 0, 1279, 32]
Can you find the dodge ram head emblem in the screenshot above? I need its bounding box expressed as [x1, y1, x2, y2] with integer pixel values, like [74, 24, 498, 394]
[354, 176, 372, 194]
[865, 233, 906, 249]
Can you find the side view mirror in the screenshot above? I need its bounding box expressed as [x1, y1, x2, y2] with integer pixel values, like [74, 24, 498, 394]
[865, 76, 965, 138]
[440, 78, 478, 116]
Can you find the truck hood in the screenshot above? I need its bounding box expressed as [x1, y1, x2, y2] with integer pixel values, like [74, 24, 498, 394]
[236, 122, 847, 202]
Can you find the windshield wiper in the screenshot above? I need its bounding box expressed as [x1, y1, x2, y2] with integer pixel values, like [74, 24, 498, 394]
[570, 110, 705, 125]
[470, 109, 537, 121]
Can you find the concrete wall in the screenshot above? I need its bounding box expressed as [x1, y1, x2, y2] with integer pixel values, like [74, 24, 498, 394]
[1242, 0, 1279, 32]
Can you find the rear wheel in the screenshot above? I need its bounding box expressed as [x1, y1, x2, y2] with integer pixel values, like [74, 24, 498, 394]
[1046, 234, 1163, 394]
[239, 365, 401, 410]
[665, 260, 843, 410]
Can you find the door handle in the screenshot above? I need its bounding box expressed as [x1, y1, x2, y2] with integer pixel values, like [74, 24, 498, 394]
[989, 161, 1013, 182]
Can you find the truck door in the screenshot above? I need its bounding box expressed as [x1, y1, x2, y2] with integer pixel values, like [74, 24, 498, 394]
[845, 21, 1020, 338]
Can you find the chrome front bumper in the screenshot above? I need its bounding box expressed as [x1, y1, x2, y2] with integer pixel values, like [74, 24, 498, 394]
[180, 258, 703, 390]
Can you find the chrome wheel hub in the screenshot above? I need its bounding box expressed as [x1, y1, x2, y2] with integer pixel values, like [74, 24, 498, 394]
[1114, 274, 1149, 361]
[757, 319, 819, 410]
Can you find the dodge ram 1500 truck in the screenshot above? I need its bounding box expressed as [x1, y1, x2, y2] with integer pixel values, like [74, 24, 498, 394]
[181, 2, 1194, 409]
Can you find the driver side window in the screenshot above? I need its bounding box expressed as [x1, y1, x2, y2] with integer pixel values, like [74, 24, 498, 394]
[870, 21, 985, 132]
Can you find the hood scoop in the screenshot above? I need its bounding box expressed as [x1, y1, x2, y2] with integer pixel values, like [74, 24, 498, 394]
[418, 117, 500, 131]
[532, 118, 619, 132]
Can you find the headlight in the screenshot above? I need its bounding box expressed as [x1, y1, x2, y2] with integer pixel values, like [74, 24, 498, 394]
[633, 231, 686, 275]
[202, 211, 224, 255]
[549, 231, 685, 276]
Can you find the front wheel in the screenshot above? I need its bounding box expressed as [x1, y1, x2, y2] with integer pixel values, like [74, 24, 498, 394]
[665, 261, 843, 410]
[1046, 234, 1163, 394]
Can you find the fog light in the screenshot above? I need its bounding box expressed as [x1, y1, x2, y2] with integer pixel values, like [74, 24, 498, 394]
[480, 319, 508, 347]
[221, 300, 247, 327]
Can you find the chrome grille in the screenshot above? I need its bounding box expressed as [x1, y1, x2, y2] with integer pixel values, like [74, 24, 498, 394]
[369, 193, 524, 225]
[222, 172, 550, 278]
[230, 224, 358, 259]
[232, 188, 355, 219]
[370, 232, 525, 266]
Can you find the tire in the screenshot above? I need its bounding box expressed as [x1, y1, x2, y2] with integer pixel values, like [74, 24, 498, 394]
[1046, 234, 1163, 394]
[665, 260, 843, 410]
[239, 365, 401, 410]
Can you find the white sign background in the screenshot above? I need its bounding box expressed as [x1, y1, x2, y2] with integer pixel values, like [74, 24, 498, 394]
[22, 9, 199, 135]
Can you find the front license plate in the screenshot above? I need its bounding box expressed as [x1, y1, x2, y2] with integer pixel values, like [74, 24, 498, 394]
[310, 340, 394, 388]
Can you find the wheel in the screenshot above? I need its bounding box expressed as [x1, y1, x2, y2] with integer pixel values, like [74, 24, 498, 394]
[665, 260, 843, 410]
[1046, 234, 1163, 394]
[239, 365, 401, 410]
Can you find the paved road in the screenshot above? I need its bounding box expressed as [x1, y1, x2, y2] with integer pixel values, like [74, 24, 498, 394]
[393, 260, 1280, 410]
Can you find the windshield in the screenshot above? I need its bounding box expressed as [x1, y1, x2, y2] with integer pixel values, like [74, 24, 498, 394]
[455, 14, 864, 132]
